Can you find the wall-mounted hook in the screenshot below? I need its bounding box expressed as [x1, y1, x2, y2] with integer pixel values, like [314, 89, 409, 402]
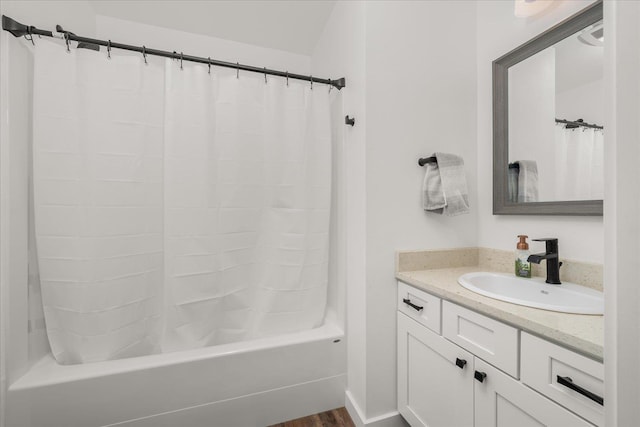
[345, 115, 355, 127]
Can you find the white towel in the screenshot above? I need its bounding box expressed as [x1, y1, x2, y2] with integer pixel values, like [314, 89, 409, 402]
[516, 160, 539, 202]
[422, 152, 470, 216]
[507, 164, 519, 203]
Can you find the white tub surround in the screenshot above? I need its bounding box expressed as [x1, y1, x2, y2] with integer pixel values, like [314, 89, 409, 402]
[396, 248, 603, 360]
[6, 321, 345, 427]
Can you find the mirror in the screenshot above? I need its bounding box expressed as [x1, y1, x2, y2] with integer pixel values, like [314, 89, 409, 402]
[493, 1, 603, 215]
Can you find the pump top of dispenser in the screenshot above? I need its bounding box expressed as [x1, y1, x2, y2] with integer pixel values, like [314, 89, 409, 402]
[517, 235, 529, 250]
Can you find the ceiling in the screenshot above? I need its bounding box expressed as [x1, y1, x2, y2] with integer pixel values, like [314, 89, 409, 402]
[555, 23, 603, 94]
[88, 1, 337, 56]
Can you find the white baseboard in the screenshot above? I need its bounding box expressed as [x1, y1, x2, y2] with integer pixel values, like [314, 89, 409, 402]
[345, 390, 407, 427]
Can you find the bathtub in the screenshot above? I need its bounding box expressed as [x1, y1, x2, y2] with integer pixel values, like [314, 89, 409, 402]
[7, 319, 346, 427]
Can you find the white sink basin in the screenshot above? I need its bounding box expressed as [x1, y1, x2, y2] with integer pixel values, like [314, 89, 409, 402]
[457, 272, 604, 315]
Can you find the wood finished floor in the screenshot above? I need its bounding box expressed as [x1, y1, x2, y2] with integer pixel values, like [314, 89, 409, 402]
[267, 407, 355, 427]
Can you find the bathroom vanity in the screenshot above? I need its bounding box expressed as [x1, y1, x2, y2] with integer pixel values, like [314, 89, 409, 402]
[396, 249, 604, 427]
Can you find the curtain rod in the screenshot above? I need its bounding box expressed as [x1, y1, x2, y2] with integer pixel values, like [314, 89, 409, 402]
[555, 118, 603, 130]
[1, 15, 346, 90]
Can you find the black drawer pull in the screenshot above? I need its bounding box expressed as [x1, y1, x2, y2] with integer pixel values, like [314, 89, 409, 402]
[455, 358, 467, 369]
[402, 298, 423, 312]
[557, 375, 604, 406]
[474, 371, 487, 383]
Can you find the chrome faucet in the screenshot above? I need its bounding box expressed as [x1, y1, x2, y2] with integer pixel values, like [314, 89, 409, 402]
[527, 238, 562, 284]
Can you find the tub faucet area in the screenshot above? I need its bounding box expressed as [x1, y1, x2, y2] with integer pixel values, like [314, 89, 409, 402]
[528, 238, 562, 284]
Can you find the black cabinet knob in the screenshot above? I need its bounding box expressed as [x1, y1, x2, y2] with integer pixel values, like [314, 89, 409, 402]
[474, 371, 487, 383]
[455, 358, 467, 369]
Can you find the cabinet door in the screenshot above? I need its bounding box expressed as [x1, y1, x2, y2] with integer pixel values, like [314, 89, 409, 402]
[474, 359, 593, 427]
[398, 312, 473, 427]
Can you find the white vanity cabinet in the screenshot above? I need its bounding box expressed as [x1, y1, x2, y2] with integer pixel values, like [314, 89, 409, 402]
[397, 281, 601, 427]
[397, 313, 474, 426]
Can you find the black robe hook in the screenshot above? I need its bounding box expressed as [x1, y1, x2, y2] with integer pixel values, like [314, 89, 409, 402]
[345, 115, 355, 127]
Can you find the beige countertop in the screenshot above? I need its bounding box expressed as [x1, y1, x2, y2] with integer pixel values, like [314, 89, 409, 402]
[396, 265, 604, 362]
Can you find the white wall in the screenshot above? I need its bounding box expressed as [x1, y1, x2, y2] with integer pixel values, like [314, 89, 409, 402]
[556, 78, 604, 125]
[314, 1, 477, 424]
[365, 0, 477, 420]
[604, 1, 640, 425]
[315, 1, 606, 424]
[476, 0, 604, 263]
[95, 16, 310, 76]
[0, 0, 97, 38]
[311, 1, 367, 422]
[555, 30, 604, 126]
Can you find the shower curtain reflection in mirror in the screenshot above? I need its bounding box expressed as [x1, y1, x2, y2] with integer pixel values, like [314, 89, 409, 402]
[32, 39, 333, 365]
[554, 125, 604, 201]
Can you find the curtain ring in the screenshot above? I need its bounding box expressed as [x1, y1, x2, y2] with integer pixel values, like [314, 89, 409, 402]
[25, 27, 35, 46]
[310, 75, 313, 90]
[107, 40, 111, 59]
[264, 67, 267, 84]
[142, 45, 147, 64]
[64, 32, 70, 53]
[236, 62, 239, 79]
[208, 57, 211, 74]
[180, 52, 183, 70]
[286, 71, 289, 87]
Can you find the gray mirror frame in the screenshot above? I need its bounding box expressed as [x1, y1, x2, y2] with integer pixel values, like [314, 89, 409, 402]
[493, 0, 603, 216]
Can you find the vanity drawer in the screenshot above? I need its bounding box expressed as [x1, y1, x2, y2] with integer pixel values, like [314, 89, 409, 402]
[521, 332, 604, 427]
[442, 301, 519, 378]
[397, 281, 441, 334]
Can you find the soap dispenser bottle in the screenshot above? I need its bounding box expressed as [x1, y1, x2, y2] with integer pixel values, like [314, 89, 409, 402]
[515, 235, 531, 278]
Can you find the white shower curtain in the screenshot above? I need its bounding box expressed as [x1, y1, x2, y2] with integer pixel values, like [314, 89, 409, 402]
[33, 40, 166, 364]
[33, 39, 332, 364]
[554, 125, 604, 201]
[162, 57, 332, 351]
